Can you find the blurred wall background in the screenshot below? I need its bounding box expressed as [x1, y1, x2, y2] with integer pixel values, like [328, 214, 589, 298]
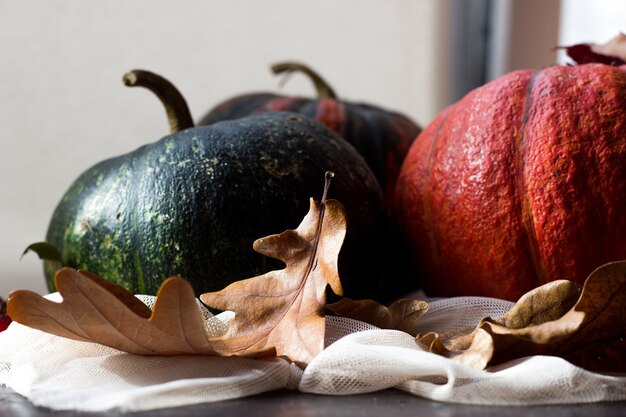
[0, 0, 623, 296]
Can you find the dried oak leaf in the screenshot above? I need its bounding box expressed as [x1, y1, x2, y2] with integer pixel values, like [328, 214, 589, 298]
[7, 268, 222, 355]
[494, 279, 582, 329]
[201, 191, 345, 368]
[418, 262, 625, 372]
[327, 298, 428, 336]
[417, 280, 582, 368]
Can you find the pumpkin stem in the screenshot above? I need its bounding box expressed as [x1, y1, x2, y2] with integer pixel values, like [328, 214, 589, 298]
[271, 62, 338, 100]
[123, 70, 195, 133]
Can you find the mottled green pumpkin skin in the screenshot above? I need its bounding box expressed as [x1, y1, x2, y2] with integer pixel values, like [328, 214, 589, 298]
[199, 94, 421, 213]
[45, 113, 388, 300]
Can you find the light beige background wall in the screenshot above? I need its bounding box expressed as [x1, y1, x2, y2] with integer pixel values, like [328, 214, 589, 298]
[0, 0, 455, 296]
[1, 0, 618, 297]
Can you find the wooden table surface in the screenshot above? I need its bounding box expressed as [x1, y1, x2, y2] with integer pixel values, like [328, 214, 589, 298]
[1, 386, 624, 417]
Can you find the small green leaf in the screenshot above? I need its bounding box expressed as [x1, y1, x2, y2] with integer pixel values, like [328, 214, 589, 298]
[22, 242, 63, 264]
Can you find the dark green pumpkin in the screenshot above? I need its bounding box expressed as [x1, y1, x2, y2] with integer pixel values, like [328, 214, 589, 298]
[198, 62, 422, 212]
[44, 70, 391, 301]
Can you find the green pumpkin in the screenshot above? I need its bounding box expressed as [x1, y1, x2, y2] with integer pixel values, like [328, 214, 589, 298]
[43, 70, 391, 301]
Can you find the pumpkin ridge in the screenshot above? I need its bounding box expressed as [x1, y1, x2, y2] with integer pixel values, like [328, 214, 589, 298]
[517, 70, 548, 288]
[315, 98, 346, 136]
[423, 111, 450, 289]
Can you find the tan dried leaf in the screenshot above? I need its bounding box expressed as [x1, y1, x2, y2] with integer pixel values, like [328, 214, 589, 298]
[487, 262, 626, 371]
[494, 280, 582, 328]
[591, 32, 626, 61]
[327, 298, 428, 336]
[417, 263, 625, 372]
[417, 280, 581, 356]
[201, 194, 345, 367]
[7, 268, 218, 355]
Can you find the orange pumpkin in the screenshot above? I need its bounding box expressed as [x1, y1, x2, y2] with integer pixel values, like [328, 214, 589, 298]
[396, 63, 626, 301]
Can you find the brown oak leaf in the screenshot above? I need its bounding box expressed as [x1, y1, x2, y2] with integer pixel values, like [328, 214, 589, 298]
[201, 177, 345, 367]
[417, 263, 625, 372]
[418, 280, 582, 361]
[7, 268, 220, 355]
[493, 279, 582, 329]
[327, 298, 428, 336]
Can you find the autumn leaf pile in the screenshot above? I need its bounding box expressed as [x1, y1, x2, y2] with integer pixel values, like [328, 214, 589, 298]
[6, 173, 626, 372]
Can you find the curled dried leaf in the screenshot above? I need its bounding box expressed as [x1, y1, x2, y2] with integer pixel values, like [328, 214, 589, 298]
[327, 298, 428, 336]
[495, 280, 582, 328]
[417, 280, 580, 358]
[417, 262, 626, 372]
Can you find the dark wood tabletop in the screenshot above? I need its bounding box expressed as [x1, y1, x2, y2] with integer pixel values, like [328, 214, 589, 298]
[1, 386, 624, 417]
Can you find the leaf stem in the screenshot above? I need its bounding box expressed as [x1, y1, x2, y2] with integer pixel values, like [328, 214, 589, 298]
[322, 171, 335, 203]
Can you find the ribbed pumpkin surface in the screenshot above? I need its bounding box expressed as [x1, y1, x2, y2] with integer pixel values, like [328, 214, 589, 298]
[396, 63, 626, 301]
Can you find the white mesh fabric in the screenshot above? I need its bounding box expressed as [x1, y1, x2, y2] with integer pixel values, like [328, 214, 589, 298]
[0, 294, 290, 411]
[0, 293, 624, 411]
[299, 329, 626, 405]
[325, 315, 378, 346]
[0, 321, 291, 412]
[414, 296, 515, 334]
[398, 354, 626, 405]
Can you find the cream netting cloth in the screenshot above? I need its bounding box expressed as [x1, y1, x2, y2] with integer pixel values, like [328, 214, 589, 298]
[0, 293, 624, 412]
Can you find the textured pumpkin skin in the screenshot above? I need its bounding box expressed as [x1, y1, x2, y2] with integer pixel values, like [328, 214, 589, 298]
[199, 93, 421, 211]
[396, 64, 626, 301]
[45, 113, 388, 300]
